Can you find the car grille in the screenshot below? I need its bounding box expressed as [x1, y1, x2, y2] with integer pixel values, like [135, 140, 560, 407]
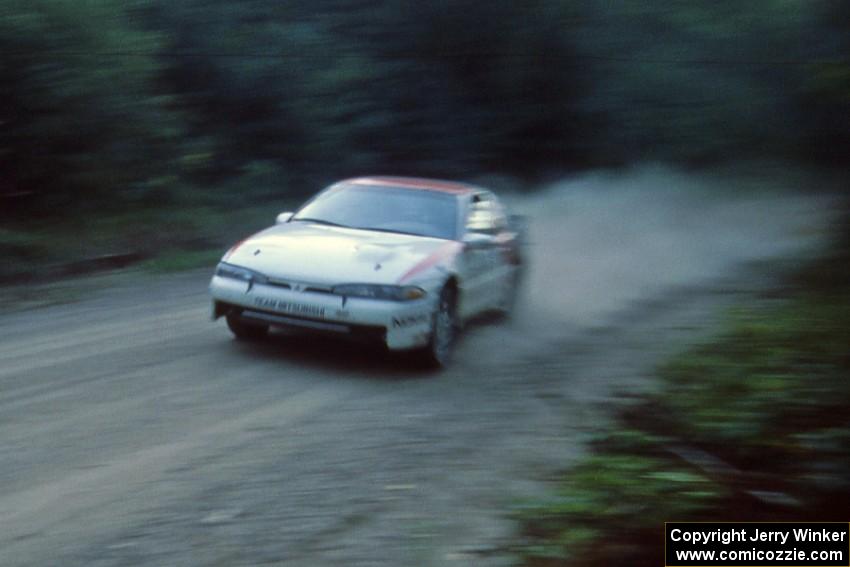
[266, 278, 291, 290]
[264, 277, 332, 294]
[235, 306, 386, 343]
[304, 286, 333, 294]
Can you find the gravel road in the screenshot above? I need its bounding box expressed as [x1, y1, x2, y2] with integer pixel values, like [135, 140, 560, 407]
[0, 167, 837, 566]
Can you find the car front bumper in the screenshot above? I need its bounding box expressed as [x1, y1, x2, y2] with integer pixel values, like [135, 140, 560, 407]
[209, 275, 434, 350]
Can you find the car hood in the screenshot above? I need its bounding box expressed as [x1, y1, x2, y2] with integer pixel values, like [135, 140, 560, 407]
[225, 223, 455, 284]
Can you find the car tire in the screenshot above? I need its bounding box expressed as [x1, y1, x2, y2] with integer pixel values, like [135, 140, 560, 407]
[418, 285, 458, 368]
[226, 312, 268, 341]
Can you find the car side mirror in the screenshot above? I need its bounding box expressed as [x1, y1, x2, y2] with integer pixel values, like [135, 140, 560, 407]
[276, 211, 294, 224]
[462, 231, 494, 249]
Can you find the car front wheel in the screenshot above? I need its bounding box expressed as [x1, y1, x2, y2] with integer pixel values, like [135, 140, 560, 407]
[226, 312, 269, 341]
[418, 285, 457, 368]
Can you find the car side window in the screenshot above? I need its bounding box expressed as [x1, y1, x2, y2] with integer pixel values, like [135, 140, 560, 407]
[466, 192, 506, 234]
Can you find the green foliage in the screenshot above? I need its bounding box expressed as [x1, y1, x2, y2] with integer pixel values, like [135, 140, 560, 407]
[0, 0, 183, 214]
[140, 248, 225, 273]
[149, 0, 586, 179]
[575, 0, 826, 164]
[139, 0, 850, 177]
[659, 299, 850, 454]
[517, 430, 728, 565]
[4, 0, 850, 223]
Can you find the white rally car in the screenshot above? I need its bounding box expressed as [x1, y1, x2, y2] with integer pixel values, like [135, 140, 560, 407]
[209, 176, 525, 367]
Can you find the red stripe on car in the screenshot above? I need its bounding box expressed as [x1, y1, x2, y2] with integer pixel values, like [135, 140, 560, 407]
[347, 176, 475, 194]
[398, 241, 462, 283]
[222, 230, 264, 261]
[222, 239, 245, 261]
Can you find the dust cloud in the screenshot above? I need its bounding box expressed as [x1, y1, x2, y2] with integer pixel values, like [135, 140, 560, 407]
[503, 164, 837, 329]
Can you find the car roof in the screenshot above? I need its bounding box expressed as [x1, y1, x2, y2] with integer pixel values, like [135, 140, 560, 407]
[342, 176, 479, 195]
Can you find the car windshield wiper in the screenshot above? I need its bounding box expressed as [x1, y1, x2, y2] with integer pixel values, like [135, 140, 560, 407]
[291, 217, 350, 228]
[354, 226, 431, 238]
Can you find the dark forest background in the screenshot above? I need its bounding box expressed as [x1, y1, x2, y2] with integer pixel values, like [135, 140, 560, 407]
[2, 0, 848, 220]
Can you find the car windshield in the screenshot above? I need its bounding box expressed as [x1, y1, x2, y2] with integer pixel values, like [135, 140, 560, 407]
[292, 184, 458, 240]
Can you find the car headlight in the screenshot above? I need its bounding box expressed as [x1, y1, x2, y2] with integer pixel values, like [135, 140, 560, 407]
[215, 262, 264, 283]
[331, 284, 426, 301]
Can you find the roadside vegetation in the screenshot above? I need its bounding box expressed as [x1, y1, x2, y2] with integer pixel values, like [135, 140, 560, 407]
[514, 219, 850, 566]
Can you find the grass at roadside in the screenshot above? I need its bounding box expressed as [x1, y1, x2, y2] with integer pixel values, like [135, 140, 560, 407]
[1, 199, 300, 283]
[1, 192, 302, 312]
[139, 248, 230, 273]
[514, 224, 850, 566]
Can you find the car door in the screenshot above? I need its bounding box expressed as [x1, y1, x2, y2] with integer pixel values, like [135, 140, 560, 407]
[458, 192, 503, 318]
[486, 193, 520, 308]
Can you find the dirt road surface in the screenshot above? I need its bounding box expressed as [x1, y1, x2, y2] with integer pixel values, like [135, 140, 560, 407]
[0, 167, 837, 566]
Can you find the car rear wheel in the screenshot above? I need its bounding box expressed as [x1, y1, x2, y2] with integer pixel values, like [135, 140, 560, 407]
[226, 312, 268, 341]
[418, 285, 457, 368]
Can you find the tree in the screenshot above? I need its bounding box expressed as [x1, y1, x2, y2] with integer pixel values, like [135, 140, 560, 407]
[0, 0, 183, 215]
